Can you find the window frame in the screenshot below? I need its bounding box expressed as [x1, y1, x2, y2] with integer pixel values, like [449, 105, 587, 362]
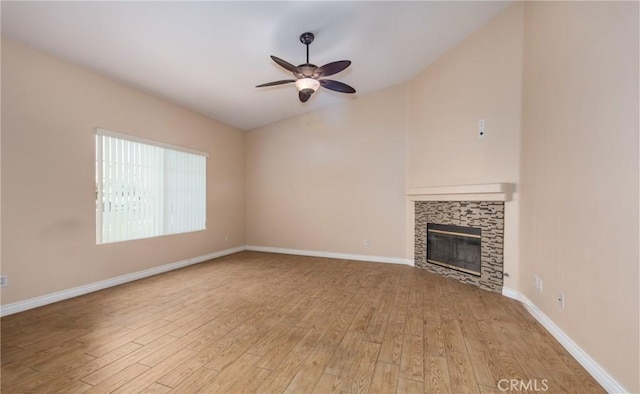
[95, 128, 209, 244]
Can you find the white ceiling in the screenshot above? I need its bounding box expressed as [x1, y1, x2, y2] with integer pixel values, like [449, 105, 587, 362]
[1, 1, 510, 130]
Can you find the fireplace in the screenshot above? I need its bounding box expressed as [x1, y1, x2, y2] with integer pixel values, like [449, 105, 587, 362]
[427, 223, 481, 276]
[414, 200, 504, 292]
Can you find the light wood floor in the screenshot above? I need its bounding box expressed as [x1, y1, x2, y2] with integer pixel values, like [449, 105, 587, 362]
[1, 251, 603, 393]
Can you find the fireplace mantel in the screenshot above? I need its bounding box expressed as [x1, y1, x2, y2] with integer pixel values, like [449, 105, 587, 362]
[407, 183, 513, 202]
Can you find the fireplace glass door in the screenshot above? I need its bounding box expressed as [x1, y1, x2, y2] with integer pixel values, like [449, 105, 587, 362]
[427, 223, 481, 276]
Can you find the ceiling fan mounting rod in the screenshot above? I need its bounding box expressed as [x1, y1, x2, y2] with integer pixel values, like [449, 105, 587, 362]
[299, 32, 314, 65]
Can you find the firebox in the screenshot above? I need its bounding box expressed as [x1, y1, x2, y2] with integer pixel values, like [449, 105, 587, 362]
[427, 223, 481, 276]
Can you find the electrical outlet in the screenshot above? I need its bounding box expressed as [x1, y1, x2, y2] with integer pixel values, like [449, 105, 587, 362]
[558, 293, 565, 309]
[224, 234, 229, 242]
[534, 275, 542, 292]
[363, 239, 370, 247]
[0, 274, 7, 288]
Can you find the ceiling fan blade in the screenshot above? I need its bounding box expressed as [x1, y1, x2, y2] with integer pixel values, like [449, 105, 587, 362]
[271, 56, 300, 74]
[256, 80, 296, 88]
[319, 79, 356, 94]
[316, 60, 351, 77]
[299, 91, 312, 103]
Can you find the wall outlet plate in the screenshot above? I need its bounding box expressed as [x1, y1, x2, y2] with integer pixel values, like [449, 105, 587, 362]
[0, 274, 7, 288]
[534, 275, 542, 292]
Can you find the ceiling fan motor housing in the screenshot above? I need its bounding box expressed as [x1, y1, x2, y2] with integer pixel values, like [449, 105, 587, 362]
[296, 64, 319, 79]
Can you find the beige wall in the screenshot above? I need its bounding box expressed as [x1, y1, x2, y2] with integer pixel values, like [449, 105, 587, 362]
[1, 38, 245, 305]
[246, 85, 407, 259]
[520, 2, 639, 391]
[406, 3, 524, 289]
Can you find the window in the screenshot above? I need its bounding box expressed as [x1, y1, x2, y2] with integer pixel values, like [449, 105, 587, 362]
[95, 128, 207, 244]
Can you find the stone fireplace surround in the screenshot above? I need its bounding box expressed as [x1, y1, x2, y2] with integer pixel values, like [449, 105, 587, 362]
[408, 184, 512, 293]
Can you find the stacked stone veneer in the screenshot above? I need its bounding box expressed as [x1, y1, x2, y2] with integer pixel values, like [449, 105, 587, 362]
[415, 201, 504, 292]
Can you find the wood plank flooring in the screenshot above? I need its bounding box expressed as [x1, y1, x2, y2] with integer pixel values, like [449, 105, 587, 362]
[1, 251, 604, 393]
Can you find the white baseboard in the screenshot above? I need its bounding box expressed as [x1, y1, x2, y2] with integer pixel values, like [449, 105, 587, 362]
[502, 287, 628, 394]
[246, 245, 413, 266]
[0, 246, 246, 317]
[1, 245, 408, 317]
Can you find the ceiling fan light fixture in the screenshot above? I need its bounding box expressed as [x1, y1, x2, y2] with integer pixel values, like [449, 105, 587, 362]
[295, 77, 320, 94]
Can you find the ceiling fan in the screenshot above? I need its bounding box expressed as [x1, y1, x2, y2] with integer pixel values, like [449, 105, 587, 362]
[256, 32, 356, 103]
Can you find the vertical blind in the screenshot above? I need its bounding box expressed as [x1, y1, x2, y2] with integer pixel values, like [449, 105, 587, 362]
[96, 128, 207, 244]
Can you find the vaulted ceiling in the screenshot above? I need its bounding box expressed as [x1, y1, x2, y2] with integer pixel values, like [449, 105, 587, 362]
[1, 1, 510, 130]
